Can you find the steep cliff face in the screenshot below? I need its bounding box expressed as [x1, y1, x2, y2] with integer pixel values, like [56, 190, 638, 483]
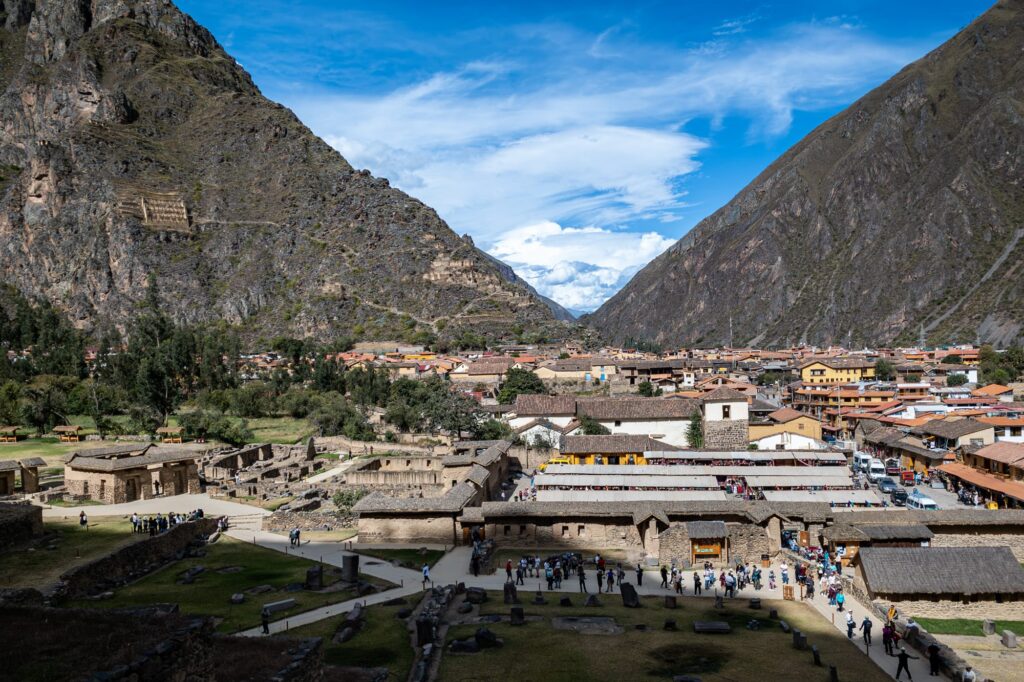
[588, 0, 1024, 348]
[0, 0, 565, 341]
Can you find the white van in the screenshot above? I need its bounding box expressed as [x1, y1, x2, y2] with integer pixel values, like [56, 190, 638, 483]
[906, 494, 939, 510]
[853, 452, 872, 472]
[868, 458, 886, 482]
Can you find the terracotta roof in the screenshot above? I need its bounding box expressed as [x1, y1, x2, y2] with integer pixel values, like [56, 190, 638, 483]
[916, 418, 991, 440]
[767, 407, 805, 424]
[577, 397, 699, 420]
[513, 394, 576, 416]
[972, 384, 1012, 397]
[702, 387, 747, 402]
[936, 462, 1024, 502]
[561, 435, 680, 454]
[972, 442, 1024, 466]
[978, 416, 1024, 427]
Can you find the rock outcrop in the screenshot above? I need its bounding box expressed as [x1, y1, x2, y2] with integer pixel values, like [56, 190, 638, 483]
[588, 0, 1024, 348]
[0, 0, 567, 340]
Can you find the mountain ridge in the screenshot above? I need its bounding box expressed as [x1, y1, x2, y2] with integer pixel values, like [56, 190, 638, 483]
[587, 0, 1024, 348]
[0, 0, 568, 343]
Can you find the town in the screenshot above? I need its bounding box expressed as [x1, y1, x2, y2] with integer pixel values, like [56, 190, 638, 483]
[2, 337, 1022, 681]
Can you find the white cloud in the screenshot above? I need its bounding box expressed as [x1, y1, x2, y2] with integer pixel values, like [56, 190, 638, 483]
[282, 19, 921, 310]
[489, 221, 675, 311]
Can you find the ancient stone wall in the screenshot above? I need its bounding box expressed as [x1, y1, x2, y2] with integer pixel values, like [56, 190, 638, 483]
[357, 515, 457, 544]
[93, 617, 213, 681]
[487, 518, 644, 551]
[929, 528, 1024, 562]
[0, 503, 43, 549]
[506, 445, 550, 471]
[703, 419, 749, 450]
[345, 469, 442, 487]
[264, 511, 353, 533]
[57, 518, 218, 598]
[657, 524, 692, 567]
[727, 522, 771, 564]
[881, 597, 1024, 620]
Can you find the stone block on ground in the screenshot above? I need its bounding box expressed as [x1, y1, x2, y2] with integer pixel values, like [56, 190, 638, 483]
[247, 584, 273, 595]
[229, 593, 244, 605]
[532, 591, 547, 605]
[792, 631, 807, 650]
[503, 582, 519, 604]
[769, 608, 778, 619]
[449, 638, 479, 653]
[559, 597, 572, 607]
[620, 583, 640, 608]
[1002, 630, 1018, 648]
[465, 587, 487, 604]
[584, 594, 601, 607]
[475, 627, 503, 648]
[811, 645, 821, 666]
[664, 596, 677, 609]
[664, 619, 677, 631]
[692, 621, 731, 634]
[263, 598, 296, 614]
[749, 598, 761, 609]
[982, 619, 995, 635]
[457, 602, 473, 614]
[341, 555, 359, 582]
[779, 620, 791, 633]
[510, 607, 525, 626]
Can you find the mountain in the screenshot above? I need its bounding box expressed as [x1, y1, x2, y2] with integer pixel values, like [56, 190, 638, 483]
[588, 0, 1024, 348]
[0, 0, 566, 343]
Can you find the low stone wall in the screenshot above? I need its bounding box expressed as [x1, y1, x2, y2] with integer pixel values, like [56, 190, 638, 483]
[885, 598, 1024, 620]
[345, 469, 443, 487]
[91, 616, 214, 681]
[0, 502, 43, 550]
[57, 518, 219, 599]
[930, 530, 1024, 562]
[264, 511, 354, 532]
[358, 514, 458, 544]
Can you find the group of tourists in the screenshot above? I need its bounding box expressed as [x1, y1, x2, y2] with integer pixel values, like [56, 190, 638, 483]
[288, 527, 302, 546]
[128, 509, 204, 535]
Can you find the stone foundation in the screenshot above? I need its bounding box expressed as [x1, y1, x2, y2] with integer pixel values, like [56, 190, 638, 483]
[0, 503, 43, 550]
[930, 530, 1024, 562]
[703, 419, 749, 450]
[884, 598, 1024, 620]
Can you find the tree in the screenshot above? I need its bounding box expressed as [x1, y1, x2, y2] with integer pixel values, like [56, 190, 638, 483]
[309, 392, 375, 440]
[943, 354, 963, 365]
[756, 371, 784, 386]
[19, 375, 74, 434]
[474, 418, 512, 440]
[946, 373, 969, 387]
[874, 359, 895, 381]
[686, 409, 704, 448]
[637, 381, 662, 397]
[578, 414, 609, 435]
[0, 380, 22, 425]
[498, 368, 546, 404]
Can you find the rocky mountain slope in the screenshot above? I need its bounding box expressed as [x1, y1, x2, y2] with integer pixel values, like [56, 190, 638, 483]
[0, 0, 568, 343]
[588, 0, 1024, 348]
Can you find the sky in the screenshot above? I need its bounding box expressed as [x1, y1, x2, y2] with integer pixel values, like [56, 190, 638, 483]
[179, 0, 993, 314]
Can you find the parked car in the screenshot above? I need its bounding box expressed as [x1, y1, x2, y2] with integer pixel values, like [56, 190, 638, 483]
[890, 488, 909, 506]
[877, 477, 898, 494]
[900, 471, 915, 486]
[868, 458, 886, 482]
[884, 457, 901, 476]
[906, 491, 939, 510]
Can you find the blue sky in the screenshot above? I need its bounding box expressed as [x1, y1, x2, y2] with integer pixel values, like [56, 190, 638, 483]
[179, 0, 992, 312]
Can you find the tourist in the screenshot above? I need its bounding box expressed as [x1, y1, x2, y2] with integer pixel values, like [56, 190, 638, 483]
[846, 611, 856, 638]
[261, 608, 270, 635]
[421, 563, 431, 589]
[636, 563, 644, 586]
[926, 643, 941, 677]
[882, 622, 895, 655]
[674, 573, 684, 595]
[891, 647, 919, 680]
[719, 570, 726, 590]
[962, 666, 976, 682]
[79, 511, 88, 529]
[519, 556, 527, 578]
[505, 560, 513, 581]
[887, 605, 899, 623]
[724, 572, 736, 598]
[905, 618, 920, 641]
[470, 554, 480, 577]
[578, 565, 587, 593]
[545, 564, 554, 590]
[515, 564, 524, 586]
[804, 575, 815, 600]
[692, 571, 701, 595]
[606, 568, 615, 593]
[596, 568, 604, 592]
[781, 562, 789, 585]
[768, 570, 776, 590]
[860, 616, 873, 645]
[616, 564, 625, 587]
[554, 564, 562, 589]
[130, 512, 139, 533]
[836, 590, 845, 612]
[526, 555, 535, 578]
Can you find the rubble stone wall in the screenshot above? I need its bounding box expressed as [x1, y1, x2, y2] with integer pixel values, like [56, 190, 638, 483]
[0, 503, 43, 549]
[929, 529, 1024, 562]
[357, 514, 457, 544]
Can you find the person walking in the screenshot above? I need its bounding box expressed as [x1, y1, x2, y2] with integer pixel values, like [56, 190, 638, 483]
[596, 569, 604, 592]
[860, 616, 873, 645]
[422, 563, 431, 589]
[606, 568, 615, 593]
[636, 563, 644, 586]
[545, 565, 554, 591]
[261, 608, 270, 635]
[505, 560, 513, 581]
[578, 566, 587, 593]
[836, 590, 845, 612]
[962, 666, 976, 681]
[926, 643, 941, 677]
[660, 565, 669, 589]
[781, 562, 789, 585]
[693, 571, 701, 595]
[891, 647, 919, 680]
[846, 611, 856, 639]
[515, 565, 525, 586]
[882, 623, 895, 655]
[79, 511, 88, 529]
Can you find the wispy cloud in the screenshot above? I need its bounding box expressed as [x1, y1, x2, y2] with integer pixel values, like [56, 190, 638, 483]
[273, 16, 921, 310]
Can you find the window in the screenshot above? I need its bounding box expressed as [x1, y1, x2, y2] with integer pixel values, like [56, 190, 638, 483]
[503, 525, 511, 536]
[798, 423, 804, 430]
[406, 460, 411, 467]
[519, 525, 527, 535]
[577, 524, 586, 537]
[722, 405, 731, 419]
[614, 420, 622, 427]
[83, 481, 89, 495]
[561, 525, 570, 537]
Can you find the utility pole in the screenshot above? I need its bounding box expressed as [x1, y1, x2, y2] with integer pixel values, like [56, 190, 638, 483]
[728, 316, 733, 350]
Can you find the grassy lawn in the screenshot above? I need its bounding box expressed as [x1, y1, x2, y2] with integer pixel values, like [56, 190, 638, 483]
[358, 547, 446, 568]
[0, 518, 138, 589]
[68, 537, 392, 633]
[0, 438, 105, 467]
[488, 547, 632, 574]
[439, 593, 891, 682]
[283, 600, 415, 681]
[914, 618, 1024, 636]
[237, 416, 315, 444]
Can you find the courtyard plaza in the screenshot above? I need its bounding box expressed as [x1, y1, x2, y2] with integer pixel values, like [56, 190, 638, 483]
[229, 528, 946, 680]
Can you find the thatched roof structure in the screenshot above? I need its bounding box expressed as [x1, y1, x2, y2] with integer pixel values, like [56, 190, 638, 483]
[858, 546, 1024, 596]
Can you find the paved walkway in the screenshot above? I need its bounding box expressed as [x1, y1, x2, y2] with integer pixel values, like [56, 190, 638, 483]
[39, 493, 270, 519]
[230, 538, 947, 679]
[305, 457, 363, 484]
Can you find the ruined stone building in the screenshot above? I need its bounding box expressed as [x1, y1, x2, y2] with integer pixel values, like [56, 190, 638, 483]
[64, 444, 211, 503]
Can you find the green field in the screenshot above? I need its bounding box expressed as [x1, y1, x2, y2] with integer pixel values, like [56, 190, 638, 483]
[914, 617, 1024, 637]
[0, 518, 138, 589]
[439, 592, 892, 682]
[283, 600, 415, 680]
[233, 416, 314, 444]
[69, 537, 392, 633]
